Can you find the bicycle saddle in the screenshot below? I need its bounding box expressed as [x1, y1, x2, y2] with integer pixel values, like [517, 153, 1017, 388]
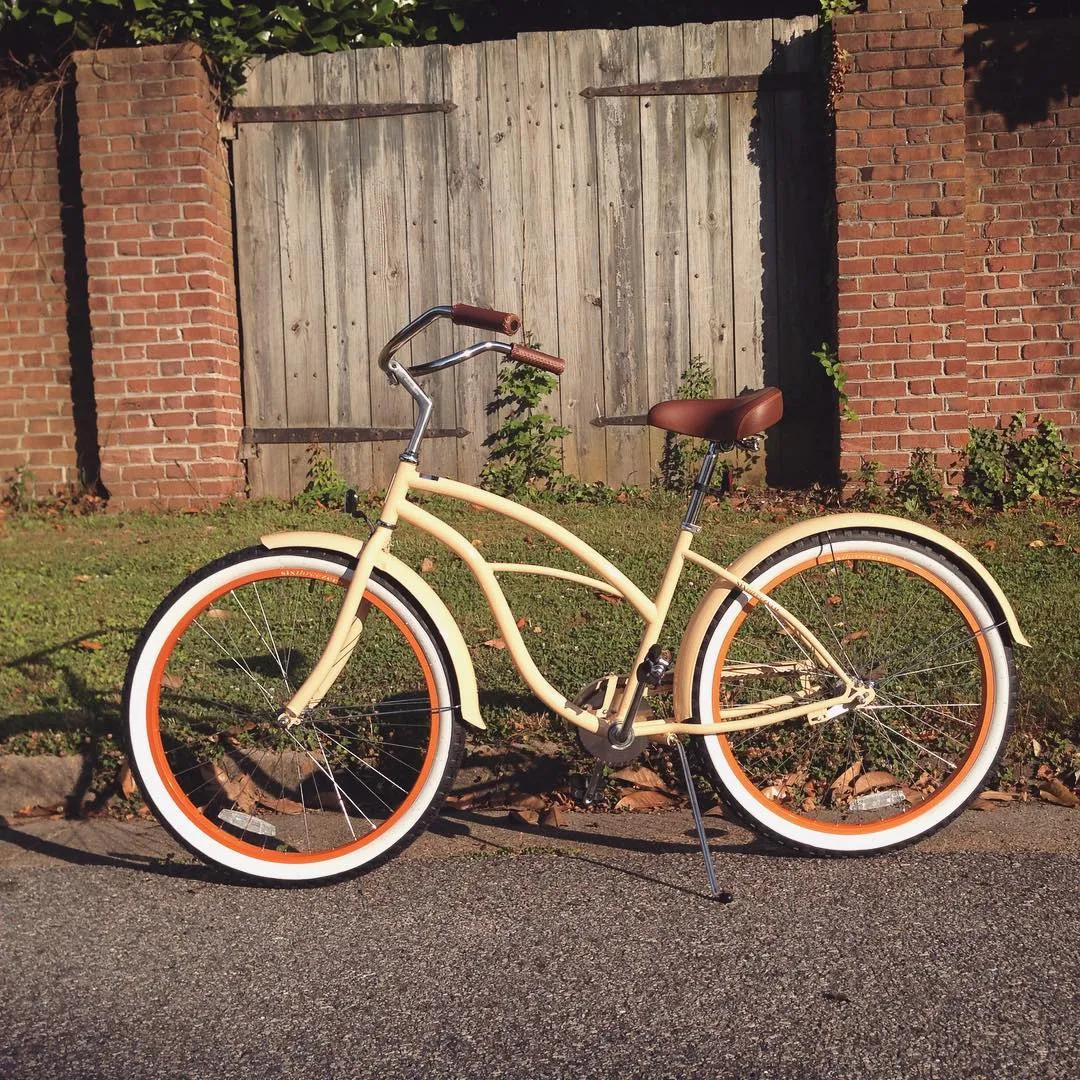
[646, 387, 783, 444]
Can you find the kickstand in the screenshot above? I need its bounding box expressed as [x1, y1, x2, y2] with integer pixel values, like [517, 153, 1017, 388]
[672, 738, 732, 902]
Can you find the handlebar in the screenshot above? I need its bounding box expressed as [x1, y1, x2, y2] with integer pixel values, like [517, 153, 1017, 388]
[450, 303, 521, 336]
[377, 303, 566, 380]
[377, 303, 567, 463]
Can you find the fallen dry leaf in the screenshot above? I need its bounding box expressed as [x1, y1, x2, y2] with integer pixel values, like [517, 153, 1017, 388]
[77, 639, 103, 651]
[480, 637, 506, 650]
[540, 807, 565, 828]
[1039, 778, 1079, 808]
[971, 797, 1003, 812]
[420, 557, 436, 574]
[257, 795, 306, 815]
[826, 594, 842, 606]
[515, 616, 528, 629]
[1028, 539, 1045, 549]
[853, 770, 899, 795]
[206, 608, 232, 620]
[508, 793, 547, 812]
[161, 673, 183, 691]
[977, 789, 1016, 802]
[15, 803, 65, 820]
[829, 760, 863, 798]
[981, 539, 997, 552]
[117, 761, 137, 799]
[611, 765, 672, 793]
[73, 574, 92, 583]
[509, 808, 540, 826]
[614, 789, 675, 811]
[599, 593, 623, 606]
[841, 629, 869, 644]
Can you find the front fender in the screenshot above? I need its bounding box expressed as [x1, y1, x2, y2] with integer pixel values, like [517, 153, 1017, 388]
[260, 531, 485, 730]
[673, 513, 1030, 724]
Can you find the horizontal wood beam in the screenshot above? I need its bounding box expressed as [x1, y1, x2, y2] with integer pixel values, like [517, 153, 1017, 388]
[229, 102, 456, 124]
[579, 73, 812, 99]
[243, 426, 470, 445]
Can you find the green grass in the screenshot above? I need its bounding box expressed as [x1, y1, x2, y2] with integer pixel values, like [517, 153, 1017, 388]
[0, 493, 1077, 787]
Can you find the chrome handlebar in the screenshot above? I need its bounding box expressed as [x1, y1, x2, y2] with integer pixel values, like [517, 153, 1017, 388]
[378, 305, 514, 382]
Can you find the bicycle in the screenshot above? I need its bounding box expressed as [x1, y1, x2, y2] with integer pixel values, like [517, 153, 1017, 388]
[123, 303, 1028, 889]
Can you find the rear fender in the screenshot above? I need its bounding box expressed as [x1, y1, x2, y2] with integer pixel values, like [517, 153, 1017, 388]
[260, 531, 484, 730]
[673, 513, 1029, 724]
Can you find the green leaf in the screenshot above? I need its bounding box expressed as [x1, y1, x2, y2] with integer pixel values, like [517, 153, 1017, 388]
[448, 12, 464, 31]
[52, 9, 74, 24]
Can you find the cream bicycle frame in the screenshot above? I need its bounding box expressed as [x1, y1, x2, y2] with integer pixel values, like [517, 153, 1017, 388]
[280, 456, 865, 740]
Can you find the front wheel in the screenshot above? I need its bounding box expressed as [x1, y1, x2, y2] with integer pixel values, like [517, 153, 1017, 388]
[692, 529, 1016, 856]
[123, 547, 465, 883]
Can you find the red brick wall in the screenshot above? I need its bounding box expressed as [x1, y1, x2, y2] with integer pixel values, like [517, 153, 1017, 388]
[73, 43, 244, 508]
[0, 82, 79, 493]
[964, 19, 1080, 446]
[833, 0, 970, 481]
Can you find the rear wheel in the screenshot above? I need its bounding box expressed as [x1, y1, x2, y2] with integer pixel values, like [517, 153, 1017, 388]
[692, 530, 1015, 855]
[123, 547, 464, 883]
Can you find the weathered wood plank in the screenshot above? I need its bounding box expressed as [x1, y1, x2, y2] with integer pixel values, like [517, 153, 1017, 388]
[355, 47, 412, 486]
[639, 23, 689, 475]
[770, 15, 828, 486]
[400, 44, 458, 481]
[727, 19, 775, 397]
[516, 32, 563, 433]
[272, 54, 330, 494]
[485, 39, 526, 478]
[683, 22, 736, 400]
[594, 28, 648, 487]
[444, 43, 496, 481]
[233, 59, 290, 498]
[549, 30, 606, 482]
[313, 50, 372, 492]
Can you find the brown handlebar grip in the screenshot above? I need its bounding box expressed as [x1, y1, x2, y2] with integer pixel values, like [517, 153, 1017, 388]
[509, 342, 565, 376]
[450, 303, 521, 335]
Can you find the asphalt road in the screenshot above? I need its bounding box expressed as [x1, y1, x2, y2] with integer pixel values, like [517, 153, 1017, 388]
[1, 806, 1078, 1080]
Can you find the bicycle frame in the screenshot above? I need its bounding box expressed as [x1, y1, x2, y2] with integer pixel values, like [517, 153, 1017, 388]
[279, 455, 866, 740]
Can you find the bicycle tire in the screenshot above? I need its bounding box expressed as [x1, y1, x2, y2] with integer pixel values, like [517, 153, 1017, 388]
[691, 529, 1016, 856]
[123, 546, 465, 884]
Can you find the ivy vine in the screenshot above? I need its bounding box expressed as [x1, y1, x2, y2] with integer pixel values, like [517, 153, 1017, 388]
[1, 1, 470, 98]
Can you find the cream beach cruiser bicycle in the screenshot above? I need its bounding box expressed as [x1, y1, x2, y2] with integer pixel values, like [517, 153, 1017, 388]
[123, 304, 1027, 891]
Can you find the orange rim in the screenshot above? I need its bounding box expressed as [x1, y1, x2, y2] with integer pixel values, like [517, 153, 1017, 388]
[710, 549, 995, 836]
[145, 564, 441, 863]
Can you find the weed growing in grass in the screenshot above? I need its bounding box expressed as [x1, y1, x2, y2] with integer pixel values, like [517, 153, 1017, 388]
[295, 444, 349, 510]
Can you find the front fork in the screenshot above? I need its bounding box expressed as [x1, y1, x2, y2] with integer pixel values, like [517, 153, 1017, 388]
[279, 464, 416, 723]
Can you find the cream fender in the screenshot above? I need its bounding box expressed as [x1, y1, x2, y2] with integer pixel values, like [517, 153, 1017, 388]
[259, 531, 485, 730]
[673, 512, 1030, 725]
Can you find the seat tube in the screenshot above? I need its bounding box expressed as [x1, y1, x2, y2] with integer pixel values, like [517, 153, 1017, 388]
[681, 442, 722, 532]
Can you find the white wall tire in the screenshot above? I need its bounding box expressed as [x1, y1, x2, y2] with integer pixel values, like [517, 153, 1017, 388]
[692, 530, 1016, 856]
[123, 547, 464, 883]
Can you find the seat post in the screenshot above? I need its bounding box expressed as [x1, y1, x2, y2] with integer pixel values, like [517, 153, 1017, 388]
[681, 442, 722, 533]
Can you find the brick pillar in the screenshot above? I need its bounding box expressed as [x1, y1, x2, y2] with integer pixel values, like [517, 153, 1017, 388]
[833, 0, 969, 481]
[0, 82, 79, 492]
[73, 44, 244, 508]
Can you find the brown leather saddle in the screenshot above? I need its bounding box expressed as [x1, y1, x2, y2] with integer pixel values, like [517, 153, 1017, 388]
[646, 387, 783, 444]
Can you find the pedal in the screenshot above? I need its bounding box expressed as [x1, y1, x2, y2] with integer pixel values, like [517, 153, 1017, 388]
[581, 761, 606, 807]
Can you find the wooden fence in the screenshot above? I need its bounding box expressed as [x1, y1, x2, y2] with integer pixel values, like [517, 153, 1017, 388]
[232, 16, 827, 497]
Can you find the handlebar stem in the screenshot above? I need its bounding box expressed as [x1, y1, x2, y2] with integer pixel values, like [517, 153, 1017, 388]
[386, 359, 434, 464]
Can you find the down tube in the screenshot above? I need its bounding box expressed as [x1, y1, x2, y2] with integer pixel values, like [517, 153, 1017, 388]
[396, 498, 602, 734]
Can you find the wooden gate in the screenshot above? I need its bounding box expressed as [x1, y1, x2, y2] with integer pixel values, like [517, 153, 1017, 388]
[232, 16, 827, 497]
